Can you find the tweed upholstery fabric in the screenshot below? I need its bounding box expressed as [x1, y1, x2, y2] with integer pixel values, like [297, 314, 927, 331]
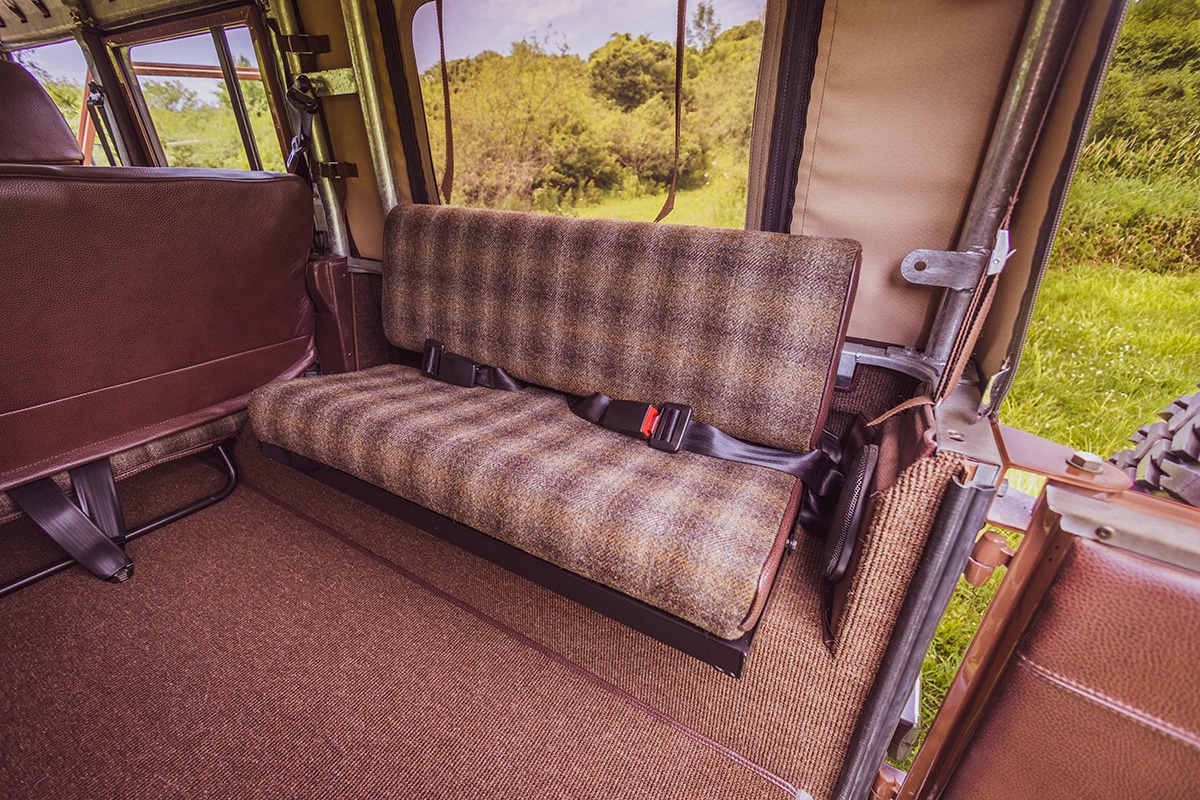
[250, 366, 797, 639]
[383, 205, 860, 453]
[0, 412, 246, 525]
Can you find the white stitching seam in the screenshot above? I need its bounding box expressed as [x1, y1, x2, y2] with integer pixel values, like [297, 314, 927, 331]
[1017, 652, 1200, 750]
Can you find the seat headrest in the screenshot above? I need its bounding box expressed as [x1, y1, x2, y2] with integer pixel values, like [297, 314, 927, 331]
[0, 60, 85, 165]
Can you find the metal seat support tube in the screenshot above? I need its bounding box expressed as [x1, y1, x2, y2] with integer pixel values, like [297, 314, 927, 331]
[924, 0, 1090, 365]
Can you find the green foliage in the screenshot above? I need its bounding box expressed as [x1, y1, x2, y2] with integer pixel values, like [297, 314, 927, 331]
[690, 21, 764, 159]
[1054, 0, 1199, 272]
[417, 17, 771, 218]
[589, 33, 677, 111]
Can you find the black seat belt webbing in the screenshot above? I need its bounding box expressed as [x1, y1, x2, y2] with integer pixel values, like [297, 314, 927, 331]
[421, 339, 526, 391]
[286, 75, 319, 184]
[568, 392, 838, 490]
[8, 468, 133, 583]
[416, 340, 844, 522]
[70, 458, 128, 543]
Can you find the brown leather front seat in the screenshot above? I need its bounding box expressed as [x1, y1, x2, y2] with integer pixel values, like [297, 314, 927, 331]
[0, 60, 315, 491]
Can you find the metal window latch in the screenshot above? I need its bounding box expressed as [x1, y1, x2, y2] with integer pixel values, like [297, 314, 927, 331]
[901, 248, 989, 289]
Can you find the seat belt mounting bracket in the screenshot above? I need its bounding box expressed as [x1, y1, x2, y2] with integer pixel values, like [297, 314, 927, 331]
[422, 339, 479, 388]
[648, 403, 692, 453]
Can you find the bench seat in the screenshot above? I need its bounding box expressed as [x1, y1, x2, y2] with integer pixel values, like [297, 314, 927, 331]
[250, 364, 799, 639]
[249, 204, 860, 654]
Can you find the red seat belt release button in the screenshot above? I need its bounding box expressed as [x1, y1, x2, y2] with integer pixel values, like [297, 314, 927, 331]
[602, 400, 659, 441]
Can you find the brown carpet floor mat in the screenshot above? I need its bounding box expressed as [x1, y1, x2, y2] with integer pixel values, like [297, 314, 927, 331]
[0, 457, 792, 799]
[229, 432, 961, 799]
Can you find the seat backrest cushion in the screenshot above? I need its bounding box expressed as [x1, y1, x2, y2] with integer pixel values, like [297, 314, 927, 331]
[0, 165, 314, 490]
[383, 204, 860, 453]
[0, 61, 85, 165]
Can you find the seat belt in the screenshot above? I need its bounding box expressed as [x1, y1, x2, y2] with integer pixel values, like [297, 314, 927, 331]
[418, 339, 844, 523]
[285, 75, 319, 183]
[7, 458, 133, 583]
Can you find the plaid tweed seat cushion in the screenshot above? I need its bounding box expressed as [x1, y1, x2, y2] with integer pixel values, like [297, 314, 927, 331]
[249, 365, 800, 640]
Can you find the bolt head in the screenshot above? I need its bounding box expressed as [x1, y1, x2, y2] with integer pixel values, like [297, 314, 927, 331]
[1095, 525, 1116, 540]
[1067, 450, 1104, 474]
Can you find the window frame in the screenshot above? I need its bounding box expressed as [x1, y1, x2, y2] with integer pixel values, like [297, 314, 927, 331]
[103, 5, 290, 170]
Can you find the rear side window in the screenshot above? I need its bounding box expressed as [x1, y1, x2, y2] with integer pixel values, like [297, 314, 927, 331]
[411, 0, 765, 227]
[11, 40, 118, 166]
[121, 26, 283, 171]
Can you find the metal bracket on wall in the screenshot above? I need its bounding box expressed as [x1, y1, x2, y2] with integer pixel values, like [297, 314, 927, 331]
[900, 248, 990, 290]
[300, 68, 358, 97]
[276, 33, 331, 54]
[317, 161, 358, 179]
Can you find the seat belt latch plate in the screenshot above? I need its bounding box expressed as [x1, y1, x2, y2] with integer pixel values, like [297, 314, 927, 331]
[602, 400, 660, 440]
[649, 403, 692, 453]
[421, 339, 478, 388]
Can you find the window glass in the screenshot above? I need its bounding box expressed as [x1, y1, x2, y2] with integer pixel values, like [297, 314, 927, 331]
[127, 26, 281, 170]
[412, 0, 765, 227]
[11, 39, 116, 165]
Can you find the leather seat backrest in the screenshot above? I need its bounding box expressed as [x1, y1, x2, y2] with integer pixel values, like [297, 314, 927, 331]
[0, 63, 316, 491]
[0, 60, 85, 165]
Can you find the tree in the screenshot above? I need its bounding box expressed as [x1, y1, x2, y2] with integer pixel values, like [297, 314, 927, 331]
[588, 34, 676, 111]
[688, 2, 721, 52]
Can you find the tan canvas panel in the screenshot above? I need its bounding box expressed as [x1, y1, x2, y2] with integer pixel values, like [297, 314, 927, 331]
[786, 0, 1034, 348]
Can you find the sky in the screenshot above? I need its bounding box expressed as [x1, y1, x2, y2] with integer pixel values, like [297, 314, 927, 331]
[412, 0, 766, 71]
[15, 26, 260, 98]
[16, 0, 765, 92]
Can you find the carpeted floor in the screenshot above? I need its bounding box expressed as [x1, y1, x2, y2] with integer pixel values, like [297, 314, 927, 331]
[0, 455, 791, 799]
[1, 433, 959, 799]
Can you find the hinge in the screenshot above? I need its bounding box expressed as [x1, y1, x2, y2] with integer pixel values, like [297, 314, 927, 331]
[276, 33, 331, 54]
[317, 162, 358, 179]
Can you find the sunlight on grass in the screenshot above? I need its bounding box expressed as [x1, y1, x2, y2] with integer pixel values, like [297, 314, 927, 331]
[573, 155, 750, 229]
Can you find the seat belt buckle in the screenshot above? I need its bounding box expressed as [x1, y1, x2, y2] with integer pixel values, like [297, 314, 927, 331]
[602, 399, 661, 440]
[421, 339, 478, 388]
[648, 403, 692, 453]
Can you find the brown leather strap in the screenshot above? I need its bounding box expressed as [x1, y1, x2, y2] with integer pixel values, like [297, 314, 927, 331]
[436, 0, 455, 204]
[867, 396, 936, 428]
[654, 0, 688, 223]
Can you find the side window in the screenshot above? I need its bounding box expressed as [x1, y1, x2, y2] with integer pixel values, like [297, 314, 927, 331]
[11, 40, 118, 166]
[115, 22, 284, 171]
[411, 0, 765, 227]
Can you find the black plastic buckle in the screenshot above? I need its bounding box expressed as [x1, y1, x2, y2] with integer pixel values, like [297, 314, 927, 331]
[421, 339, 478, 388]
[601, 399, 660, 440]
[648, 403, 692, 453]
